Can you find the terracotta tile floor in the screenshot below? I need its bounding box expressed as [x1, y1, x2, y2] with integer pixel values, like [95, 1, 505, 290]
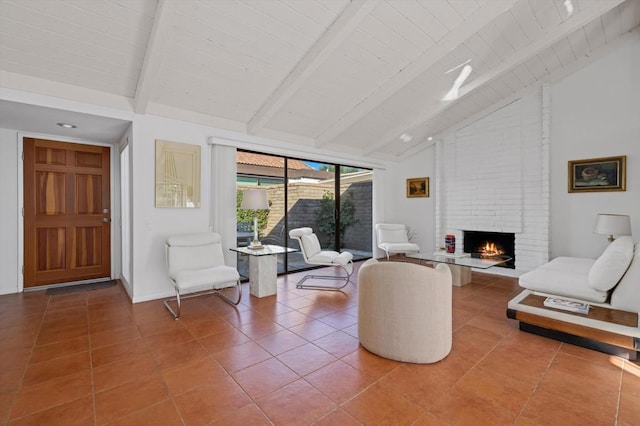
[1, 261, 639, 425]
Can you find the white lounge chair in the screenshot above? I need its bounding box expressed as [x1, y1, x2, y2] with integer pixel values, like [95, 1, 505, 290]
[289, 227, 354, 290]
[375, 223, 420, 260]
[164, 231, 241, 319]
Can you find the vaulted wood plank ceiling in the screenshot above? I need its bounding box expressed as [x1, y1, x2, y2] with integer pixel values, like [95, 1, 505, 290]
[0, 0, 638, 161]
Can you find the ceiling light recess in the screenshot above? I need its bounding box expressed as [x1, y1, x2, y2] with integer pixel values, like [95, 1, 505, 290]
[56, 122, 77, 129]
[399, 133, 413, 143]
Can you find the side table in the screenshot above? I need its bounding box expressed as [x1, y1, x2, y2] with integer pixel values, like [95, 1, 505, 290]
[230, 245, 296, 297]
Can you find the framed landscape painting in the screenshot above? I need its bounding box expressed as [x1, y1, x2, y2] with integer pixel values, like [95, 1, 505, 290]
[568, 155, 626, 193]
[407, 177, 429, 198]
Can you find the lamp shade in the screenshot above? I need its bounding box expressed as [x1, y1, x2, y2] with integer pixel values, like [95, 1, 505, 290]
[593, 214, 631, 238]
[241, 189, 269, 210]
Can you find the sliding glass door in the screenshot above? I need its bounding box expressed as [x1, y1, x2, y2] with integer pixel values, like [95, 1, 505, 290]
[236, 150, 372, 278]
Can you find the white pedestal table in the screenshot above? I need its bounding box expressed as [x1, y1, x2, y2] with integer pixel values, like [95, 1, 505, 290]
[231, 245, 297, 297]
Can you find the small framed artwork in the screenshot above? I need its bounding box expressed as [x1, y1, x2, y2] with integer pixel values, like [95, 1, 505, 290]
[155, 140, 201, 208]
[568, 155, 626, 193]
[407, 177, 429, 198]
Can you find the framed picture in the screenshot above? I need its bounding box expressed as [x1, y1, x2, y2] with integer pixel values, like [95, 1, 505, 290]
[568, 155, 626, 193]
[155, 140, 201, 208]
[407, 177, 429, 198]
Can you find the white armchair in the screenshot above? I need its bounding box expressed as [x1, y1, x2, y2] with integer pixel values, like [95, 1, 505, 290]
[289, 227, 354, 290]
[164, 231, 241, 319]
[375, 223, 420, 260]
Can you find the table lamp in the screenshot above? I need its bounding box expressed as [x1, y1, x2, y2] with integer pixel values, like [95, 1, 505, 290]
[593, 213, 631, 242]
[241, 189, 269, 248]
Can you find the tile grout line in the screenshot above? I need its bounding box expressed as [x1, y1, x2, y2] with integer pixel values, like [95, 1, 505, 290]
[514, 340, 563, 423]
[7, 293, 50, 423]
[85, 293, 98, 426]
[613, 358, 625, 426]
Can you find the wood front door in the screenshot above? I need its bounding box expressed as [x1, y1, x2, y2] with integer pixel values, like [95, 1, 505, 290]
[23, 138, 111, 288]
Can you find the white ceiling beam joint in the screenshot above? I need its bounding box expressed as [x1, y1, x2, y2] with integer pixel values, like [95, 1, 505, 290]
[362, 0, 625, 156]
[133, 0, 176, 115]
[246, 0, 380, 135]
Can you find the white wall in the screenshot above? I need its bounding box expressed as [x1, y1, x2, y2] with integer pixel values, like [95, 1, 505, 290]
[130, 114, 216, 302]
[550, 41, 640, 259]
[0, 128, 19, 295]
[379, 144, 437, 254]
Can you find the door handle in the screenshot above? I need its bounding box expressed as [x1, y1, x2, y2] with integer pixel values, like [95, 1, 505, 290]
[103, 218, 111, 223]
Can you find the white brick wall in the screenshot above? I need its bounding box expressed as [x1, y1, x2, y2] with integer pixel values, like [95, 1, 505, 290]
[435, 87, 550, 272]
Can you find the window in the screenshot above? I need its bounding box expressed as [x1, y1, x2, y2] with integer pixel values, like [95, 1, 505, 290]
[236, 150, 372, 279]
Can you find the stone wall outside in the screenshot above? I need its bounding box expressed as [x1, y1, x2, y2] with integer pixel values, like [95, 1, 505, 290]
[238, 180, 372, 252]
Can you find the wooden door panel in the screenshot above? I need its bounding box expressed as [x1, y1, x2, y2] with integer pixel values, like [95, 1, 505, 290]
[75, 151, 103, 168]
[75, 174, 102, 214]
[36, 172, 66, 215]
[35, 228, 66, 272]
[35, 146, 67, 165]
[72, 226, 104, 267]
[24, 138, 111, 288]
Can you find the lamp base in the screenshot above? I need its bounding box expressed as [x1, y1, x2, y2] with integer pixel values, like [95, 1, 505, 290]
[247, 240, 263, 250]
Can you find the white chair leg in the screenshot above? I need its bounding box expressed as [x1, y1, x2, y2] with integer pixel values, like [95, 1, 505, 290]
[214, 280, 242, 306]
[163, 288, 182, 319]
[295, 262, 353, 291]
[164, 281, 242, 319]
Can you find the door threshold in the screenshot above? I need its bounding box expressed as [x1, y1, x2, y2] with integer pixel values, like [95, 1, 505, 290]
[24, 278, 114, 292]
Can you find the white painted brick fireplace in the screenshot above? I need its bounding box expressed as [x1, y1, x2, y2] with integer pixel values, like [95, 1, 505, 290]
[435, 86, 550, 273]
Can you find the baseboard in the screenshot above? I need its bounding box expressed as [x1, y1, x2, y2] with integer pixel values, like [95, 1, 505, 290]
[119, 277, 133, 300]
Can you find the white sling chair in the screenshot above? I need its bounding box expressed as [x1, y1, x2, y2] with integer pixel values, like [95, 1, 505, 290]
[289, 227, 354, 290]
[164, 231, 241, 319]
[375, 223, 420, 260]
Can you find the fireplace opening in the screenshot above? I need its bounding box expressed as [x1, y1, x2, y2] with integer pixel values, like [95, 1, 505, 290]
[463, 231, 515, 269]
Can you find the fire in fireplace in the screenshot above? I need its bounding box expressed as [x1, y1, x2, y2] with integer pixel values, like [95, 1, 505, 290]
[478, 242, 504, 257]
[463, 231, 515, 268]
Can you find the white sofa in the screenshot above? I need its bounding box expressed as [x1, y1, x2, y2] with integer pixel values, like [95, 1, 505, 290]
[507, 236, 639, 359]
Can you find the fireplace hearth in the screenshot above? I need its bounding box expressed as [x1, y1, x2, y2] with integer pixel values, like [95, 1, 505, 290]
[463, 231, 515, 269]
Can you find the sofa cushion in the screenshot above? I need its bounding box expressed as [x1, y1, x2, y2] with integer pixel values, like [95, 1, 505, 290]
[610, 243, 640, 312]
[588, 236, 634, 292]
[519, 257, 608, 303]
